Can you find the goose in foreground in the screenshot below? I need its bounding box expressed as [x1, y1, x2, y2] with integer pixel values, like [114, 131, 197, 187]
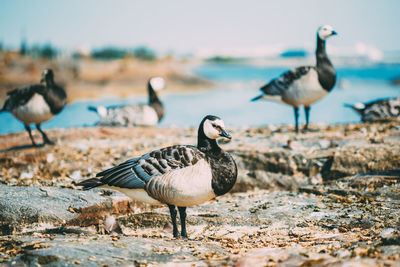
[1, 69, 67, 146]
[345, 97, 400, 122]
[252, 25, 337, 133]
[77, 115, 237, 238]
[88, 77, 165, 126]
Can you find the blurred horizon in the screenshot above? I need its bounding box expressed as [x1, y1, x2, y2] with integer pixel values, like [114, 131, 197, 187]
[1, 0, 400, 60]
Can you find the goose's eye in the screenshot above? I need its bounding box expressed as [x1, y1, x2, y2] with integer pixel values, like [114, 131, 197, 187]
[212, 123, 217, 128]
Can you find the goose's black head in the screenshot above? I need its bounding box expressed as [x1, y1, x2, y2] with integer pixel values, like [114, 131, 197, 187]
[40, 69, 55, 85]
[317, 25, 337, 40]
[198, 115, 231, 152]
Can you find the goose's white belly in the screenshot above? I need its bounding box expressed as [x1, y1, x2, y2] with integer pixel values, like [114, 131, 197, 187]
[146, 159, 216, 207]
[12, 93, 53, 124]
[136, 105, 158, 126]
[282, 69, 328, 107]
[103, 186, 162, 205]
[99, 105, 158, 126]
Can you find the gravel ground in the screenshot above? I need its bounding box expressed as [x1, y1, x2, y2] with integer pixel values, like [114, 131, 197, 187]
[0, 122, 399, 266]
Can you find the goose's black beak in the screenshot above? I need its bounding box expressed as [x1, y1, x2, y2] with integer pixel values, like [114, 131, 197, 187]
[219, 129, 231, 139]
[331, 30, 337, 36]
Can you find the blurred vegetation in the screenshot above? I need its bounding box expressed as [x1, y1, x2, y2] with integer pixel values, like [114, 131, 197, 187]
[91, 47, 127, 60]
[17, 41, 59, 60]
[90, 46, 157, 61]
[40, 44, 58, 59]
[8, 40, 158, 62]
[205, 56, 235, 63]
[205, 56, 247, 64]
[133, 46, 156, 61]
[280, 49, 308, 58]
[19, 39, 27, 56]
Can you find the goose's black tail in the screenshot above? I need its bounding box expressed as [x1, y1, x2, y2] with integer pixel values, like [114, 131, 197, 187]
[251, 94, 263, 102]
[344, 103, 364, 115]
[88, 106, 98, 113]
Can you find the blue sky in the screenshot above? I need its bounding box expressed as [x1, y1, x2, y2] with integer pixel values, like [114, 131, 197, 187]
[0, 0, 399, 54]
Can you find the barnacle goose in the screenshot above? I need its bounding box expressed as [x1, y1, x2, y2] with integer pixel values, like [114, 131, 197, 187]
[88, 77, 165, 126]
[77, 115, 237, 238]
[1, 69, 67, 146]
[252, 25, 337, 133]
[345, 97, 400, 122]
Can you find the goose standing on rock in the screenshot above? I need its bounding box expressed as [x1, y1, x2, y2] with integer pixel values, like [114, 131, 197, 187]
[345, 97, 400, 122]
[88, 77, 165, 127]
[252, 25, 337, 133]
[1, 69, 67, 146]
[77, 115, 237, 238]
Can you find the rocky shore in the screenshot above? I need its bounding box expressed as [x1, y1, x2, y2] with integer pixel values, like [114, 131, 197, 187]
[0, 122, 399, 266]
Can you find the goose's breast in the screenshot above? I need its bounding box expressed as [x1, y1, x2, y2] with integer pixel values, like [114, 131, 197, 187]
[282, 69, 327, 106]
[146, 159, 216, 207]
[12, 93, 53, 124]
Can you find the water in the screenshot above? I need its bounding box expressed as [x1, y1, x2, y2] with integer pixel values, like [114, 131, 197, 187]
[1, 63, 399, 134]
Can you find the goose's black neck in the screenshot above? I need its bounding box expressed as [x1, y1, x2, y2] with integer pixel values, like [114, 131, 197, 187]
[148, 82, 161, 105]
[197, 129, 222, 155]
[45, 76, 55, 87]
[315, 35, 336, 92]
[147, 81, 164, 121]
[40, 76, 67, 114]
[316, 36, 330, 66]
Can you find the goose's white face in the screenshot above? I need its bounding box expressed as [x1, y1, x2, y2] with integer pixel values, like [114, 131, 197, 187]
[203, 118, 230, 139]
[354, 102, 365, 110]
[150, 77, 166, 91]
[317, 25, 337, 40]
[97, 106, 108, 117]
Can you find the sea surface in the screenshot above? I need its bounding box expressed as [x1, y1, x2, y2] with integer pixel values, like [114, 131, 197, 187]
[1, 63, 399, 134]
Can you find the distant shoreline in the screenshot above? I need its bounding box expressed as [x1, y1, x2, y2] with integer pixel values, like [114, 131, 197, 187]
[0, 56, 214, 103]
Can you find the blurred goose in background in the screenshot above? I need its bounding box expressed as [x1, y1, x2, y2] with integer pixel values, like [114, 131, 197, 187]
[77, 115, 237, 238]
[1, 69, 67, 146]
[345, 97, 400, 122]
[89, 77, 165, 126]
[252, 25, 337, 133]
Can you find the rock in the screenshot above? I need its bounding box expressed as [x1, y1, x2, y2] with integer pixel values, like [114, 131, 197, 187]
[8, 235, 227, 266]
[321, 143, 400, 180]
[380, 228, 400, 246]
[232, 141, 400, 183]
[232, 171, 300, 192]
[0, 185, 132, 234]
[1, 189, 399, 265]
[235, 247, 336, 267]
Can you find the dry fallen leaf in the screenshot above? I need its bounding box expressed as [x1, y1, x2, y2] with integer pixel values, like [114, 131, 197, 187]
[68, 206, 76, 213]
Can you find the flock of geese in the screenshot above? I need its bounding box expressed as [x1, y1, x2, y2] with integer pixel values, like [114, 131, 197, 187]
[1, 25, 399, 238]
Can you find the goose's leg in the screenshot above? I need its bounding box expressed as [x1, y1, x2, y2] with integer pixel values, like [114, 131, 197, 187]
[168, 205, 179, 238]
[293, 107, 299, 133]
[178, 207, 188, 238]
[304, 106, 311, 131]
[36, 124, 54, 145]
[24, 124, 37, 146]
